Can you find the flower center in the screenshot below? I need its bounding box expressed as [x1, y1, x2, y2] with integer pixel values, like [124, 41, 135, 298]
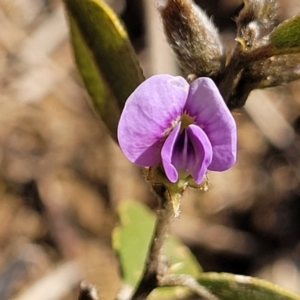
[166, 113, 194, 137]
[179, 113, 194, 133]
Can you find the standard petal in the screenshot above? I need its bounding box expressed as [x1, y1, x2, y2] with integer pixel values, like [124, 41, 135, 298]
[118, 74, 189, 166]
[185, 77, 237, 171]
[161, 123, 181, 183]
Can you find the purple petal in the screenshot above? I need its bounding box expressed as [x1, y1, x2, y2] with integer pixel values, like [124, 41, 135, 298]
[184, 77, 237, 171]
[161, 123, 181, 183]
[184, 125, 213, 183]
[118, 74, 189, 166]
[161, 123, 213, 184]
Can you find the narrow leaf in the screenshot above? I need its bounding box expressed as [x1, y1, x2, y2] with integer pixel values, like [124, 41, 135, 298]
[198, 272, 300, 300]
[270, 14, 300, 48]
[63, 0, 144, 140]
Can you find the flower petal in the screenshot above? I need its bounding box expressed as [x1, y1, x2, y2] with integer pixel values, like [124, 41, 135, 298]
[161, 124, 213, 184]
[185, 77, 237, 171]
[161, 123, 181, 183]
[184, 125, 213, 183]
[118, 74, 189, 166]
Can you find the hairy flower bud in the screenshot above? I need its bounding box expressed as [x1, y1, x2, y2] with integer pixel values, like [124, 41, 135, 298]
[235, 0, 277, 49]
[158, 0, 224, 77]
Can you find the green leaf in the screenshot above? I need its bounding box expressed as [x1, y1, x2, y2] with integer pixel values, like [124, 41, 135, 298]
[270, 14, 300, 49]
[149, 287, 193, 300]
[112, 201, 300, 300]
[63, 0, 144, 140]
[112, 200, 155, 288]
[112, 200, 202, 289]
[198, 272, 300, 300]
[164, 233, 202, 277]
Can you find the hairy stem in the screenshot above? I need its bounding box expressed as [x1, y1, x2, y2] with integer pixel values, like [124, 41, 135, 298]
[218, 43, 300, 109]
[131, 185, 175, 300]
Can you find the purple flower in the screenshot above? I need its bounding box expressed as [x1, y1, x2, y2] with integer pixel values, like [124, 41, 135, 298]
[118, 74, 237, 184]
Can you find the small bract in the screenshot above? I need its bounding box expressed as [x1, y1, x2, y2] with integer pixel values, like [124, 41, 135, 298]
[117, 74, 237, 184]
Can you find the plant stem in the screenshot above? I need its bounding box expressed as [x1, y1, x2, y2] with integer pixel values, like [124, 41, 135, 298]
[131, 185, 175, 300]
[159, 274, 220, 300]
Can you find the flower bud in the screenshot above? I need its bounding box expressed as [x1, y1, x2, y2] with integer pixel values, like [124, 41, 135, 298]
[158, 0, 224, 77]
[235, 0, 277, 49]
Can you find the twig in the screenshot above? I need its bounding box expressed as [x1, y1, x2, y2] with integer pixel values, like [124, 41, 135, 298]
[159, 274, 220, 300]
[218, 43, 300, 109]
[131, 185, 175, 300]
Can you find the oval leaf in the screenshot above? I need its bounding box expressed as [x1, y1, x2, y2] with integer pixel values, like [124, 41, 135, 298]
[270, 14, 300, 49]
[63, 0, 144, 140]
[112, 200, 202, 289]
[198, 272, 300, 300]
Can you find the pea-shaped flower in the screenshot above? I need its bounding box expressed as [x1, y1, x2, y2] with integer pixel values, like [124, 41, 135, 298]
[118, 74, 236, 184]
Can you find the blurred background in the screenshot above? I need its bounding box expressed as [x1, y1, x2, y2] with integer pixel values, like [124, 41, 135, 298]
[1, 0, 300, 299]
